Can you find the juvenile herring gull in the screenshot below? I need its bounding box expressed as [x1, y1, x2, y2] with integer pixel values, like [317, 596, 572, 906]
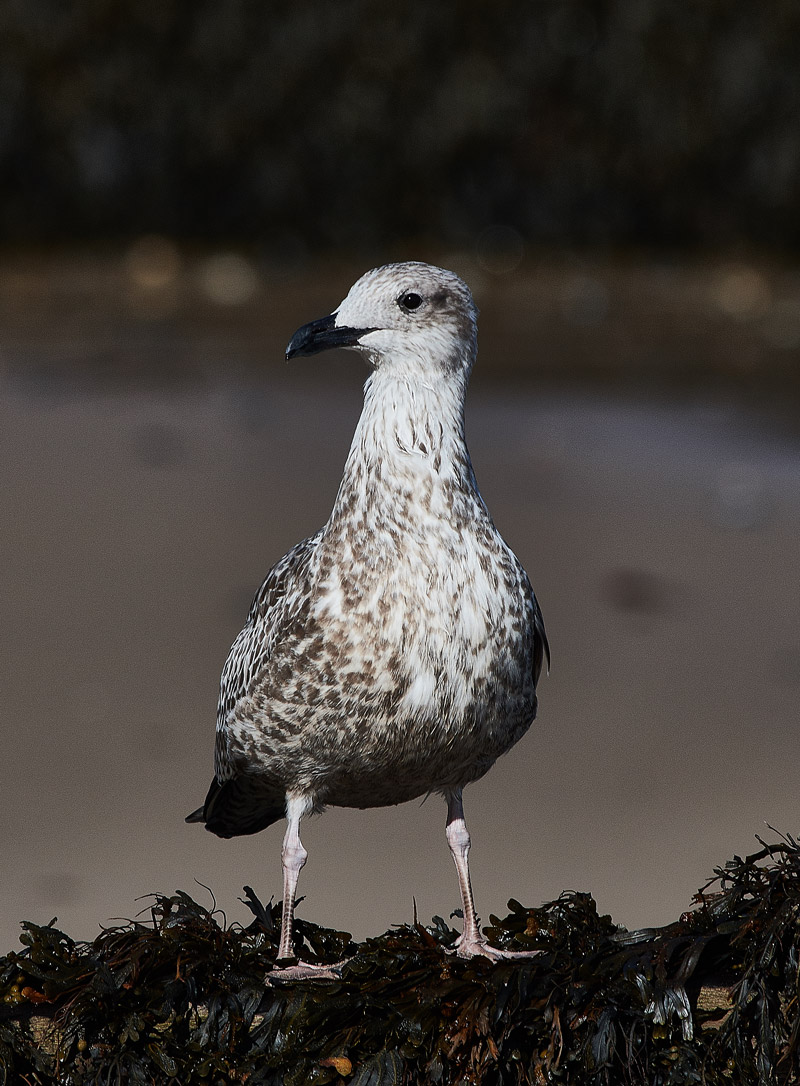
[187, 262, 549, 978]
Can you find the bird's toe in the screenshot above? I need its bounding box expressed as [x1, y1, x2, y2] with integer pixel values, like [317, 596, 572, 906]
[453, 935, 542, 962]
[267, 959, 347, 984]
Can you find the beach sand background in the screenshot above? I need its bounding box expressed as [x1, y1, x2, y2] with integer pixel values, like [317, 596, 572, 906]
[2, 251, 799, 952]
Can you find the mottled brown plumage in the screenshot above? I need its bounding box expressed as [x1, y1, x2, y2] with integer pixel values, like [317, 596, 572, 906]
[187, 263, 548, 975]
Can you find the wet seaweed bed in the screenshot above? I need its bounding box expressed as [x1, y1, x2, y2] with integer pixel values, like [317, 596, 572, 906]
[1, 836, 799, 1085]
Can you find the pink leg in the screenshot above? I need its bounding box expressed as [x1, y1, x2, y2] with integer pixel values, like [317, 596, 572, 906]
[445, 789, 541, 962]
[277, 795, 309, 960]
[446, 789, 484, 953]
[269, 794, 344, 982]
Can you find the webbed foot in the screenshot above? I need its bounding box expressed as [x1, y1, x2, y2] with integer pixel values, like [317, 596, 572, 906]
[267, 959, 347, 983]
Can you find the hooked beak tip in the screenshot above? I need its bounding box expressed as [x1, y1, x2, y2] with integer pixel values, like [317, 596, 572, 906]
[285, 314, 377, 360]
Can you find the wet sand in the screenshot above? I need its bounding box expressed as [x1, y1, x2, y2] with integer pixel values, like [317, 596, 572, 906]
[2, 350, 799, 952]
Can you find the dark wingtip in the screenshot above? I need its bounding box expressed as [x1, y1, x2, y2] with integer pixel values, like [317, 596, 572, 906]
[533, 596, 550, 683]
[185, 806, 206, 824]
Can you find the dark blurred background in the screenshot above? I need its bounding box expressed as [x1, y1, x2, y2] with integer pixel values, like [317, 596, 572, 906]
[2, 0, 799, 952]
[4, 0, 800, 251]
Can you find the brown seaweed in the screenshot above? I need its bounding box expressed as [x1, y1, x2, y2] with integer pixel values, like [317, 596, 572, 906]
[1, 833, 799, 1085]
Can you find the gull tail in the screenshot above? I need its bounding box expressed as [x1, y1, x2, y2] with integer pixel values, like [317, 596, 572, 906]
[185, 776, 285, 839]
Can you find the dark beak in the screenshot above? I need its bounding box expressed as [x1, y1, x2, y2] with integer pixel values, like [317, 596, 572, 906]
[285, 313, 377, 360]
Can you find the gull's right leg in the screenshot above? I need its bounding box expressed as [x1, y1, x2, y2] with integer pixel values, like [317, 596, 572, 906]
[268, 793, 345, 982]
[277, 793, 309, 960]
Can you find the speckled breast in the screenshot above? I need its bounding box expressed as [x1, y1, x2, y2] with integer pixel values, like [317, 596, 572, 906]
[225, 523, 539, 809]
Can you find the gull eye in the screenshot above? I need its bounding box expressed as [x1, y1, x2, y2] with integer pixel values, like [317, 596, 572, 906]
[397, 291, 423, 313]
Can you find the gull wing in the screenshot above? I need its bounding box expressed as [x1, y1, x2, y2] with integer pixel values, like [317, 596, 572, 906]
[214, 532, 321, 761]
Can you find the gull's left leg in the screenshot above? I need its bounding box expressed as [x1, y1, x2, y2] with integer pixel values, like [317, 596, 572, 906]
[445, 788, 541, 961]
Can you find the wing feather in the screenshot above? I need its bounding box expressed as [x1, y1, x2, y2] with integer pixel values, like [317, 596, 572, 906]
[214, 532, 321, 776]
[531, 592, 550, 687]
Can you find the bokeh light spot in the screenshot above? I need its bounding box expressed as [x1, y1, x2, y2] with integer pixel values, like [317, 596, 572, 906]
[709, 264, 771, 321]
[125, 235, 182, 291]
[198, 253, 260, 306]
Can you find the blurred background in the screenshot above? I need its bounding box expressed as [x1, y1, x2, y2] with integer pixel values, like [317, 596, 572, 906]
[2, 0, 800, 952]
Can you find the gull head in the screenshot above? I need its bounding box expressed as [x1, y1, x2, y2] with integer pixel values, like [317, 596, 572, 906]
[285, 262, 478, 378]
